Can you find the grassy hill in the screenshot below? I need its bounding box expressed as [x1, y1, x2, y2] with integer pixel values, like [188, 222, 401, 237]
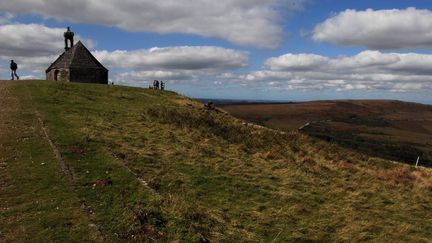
[222, 100, 432, 167]
[1, 81, 432, 242]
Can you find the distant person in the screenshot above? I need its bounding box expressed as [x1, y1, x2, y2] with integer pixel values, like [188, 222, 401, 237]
[160, 81, 165, 90]
[153, 80, 160, 89]
[64, 26, 74, 49]
[206, 101, 215, 110]
[10, 60, 19, 80]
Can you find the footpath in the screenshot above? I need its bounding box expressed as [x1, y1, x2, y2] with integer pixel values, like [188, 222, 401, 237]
[0, 81, 99, 242]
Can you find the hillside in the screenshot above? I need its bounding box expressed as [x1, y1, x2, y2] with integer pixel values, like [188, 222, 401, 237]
[1, 81, 432, 242]
[222, 100, 432, 167]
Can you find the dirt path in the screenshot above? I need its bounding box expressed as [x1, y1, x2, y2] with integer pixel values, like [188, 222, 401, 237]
[0, 82, 16, 140]
[0, 81, 18, 188]
[38, 115, 75, 182]
[23, 84, 75, 183]
[0, 81, 73, 184]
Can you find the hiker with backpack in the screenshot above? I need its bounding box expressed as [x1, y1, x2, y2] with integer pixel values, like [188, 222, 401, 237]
[10, 60, 19, 80]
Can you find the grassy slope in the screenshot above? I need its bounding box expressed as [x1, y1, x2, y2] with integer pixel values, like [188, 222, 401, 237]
[0, 82, 98, 242]
[1, 80, 432, 242]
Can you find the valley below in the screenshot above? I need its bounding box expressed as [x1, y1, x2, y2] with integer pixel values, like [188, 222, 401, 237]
[222, 100, 432, 167]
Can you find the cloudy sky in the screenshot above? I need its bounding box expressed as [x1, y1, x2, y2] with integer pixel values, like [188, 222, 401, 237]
[0, 0, 431, 104]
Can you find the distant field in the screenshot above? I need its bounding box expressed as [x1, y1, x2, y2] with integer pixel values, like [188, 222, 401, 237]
[222, 100, 432, 167]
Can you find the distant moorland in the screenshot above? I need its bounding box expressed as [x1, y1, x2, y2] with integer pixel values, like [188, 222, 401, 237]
[222, 100, 432, 167]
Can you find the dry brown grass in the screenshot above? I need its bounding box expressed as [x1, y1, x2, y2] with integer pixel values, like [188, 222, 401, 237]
[222, 100, 432, 167]
[377, 167, 416, 185]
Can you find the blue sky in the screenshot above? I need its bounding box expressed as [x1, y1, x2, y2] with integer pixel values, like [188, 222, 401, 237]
[0, 0, 431, 104]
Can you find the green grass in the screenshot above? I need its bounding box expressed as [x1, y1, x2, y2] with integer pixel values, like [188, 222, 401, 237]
[1, 80, 432, 242]
[0, 82, 98, 242]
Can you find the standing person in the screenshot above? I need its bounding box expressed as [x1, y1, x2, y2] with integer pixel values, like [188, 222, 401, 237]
[160, 81, 165, 90]
[155, 80, 160, 89]
[10, 60, 19, 80]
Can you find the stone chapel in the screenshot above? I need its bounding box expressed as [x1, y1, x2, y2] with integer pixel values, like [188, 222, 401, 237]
[46, 27, 108, 84]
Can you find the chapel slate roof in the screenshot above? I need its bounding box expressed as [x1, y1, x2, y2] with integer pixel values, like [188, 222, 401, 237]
[46, 41, 107, 72]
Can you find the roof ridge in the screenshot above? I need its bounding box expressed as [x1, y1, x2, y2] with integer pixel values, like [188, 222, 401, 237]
[67, 44, 76, 67]
[69, 42, 81, 67]
[46, 41, 107, 72]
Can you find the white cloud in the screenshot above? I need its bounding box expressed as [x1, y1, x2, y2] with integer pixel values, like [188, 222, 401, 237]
[313, 8, 432, 50]
[0, 22, 249, 82]
[0, 23, 91, 79]
[93, 46, 248, 71]
[16, 55, 58, 73]
[265, 53, 328, 70]
[0, 23, 96, 58]
[0, 0, 306, 48]
[114, 70, 200, 84]
[94, 46, 248, 83]
[227, 50, 432, 93]
[390, 83, 431, 93]
[18, 74, 39, 80]
[0, 24, 65, 57]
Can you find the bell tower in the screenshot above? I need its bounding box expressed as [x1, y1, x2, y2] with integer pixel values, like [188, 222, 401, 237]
[64, 27, 74, 50]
